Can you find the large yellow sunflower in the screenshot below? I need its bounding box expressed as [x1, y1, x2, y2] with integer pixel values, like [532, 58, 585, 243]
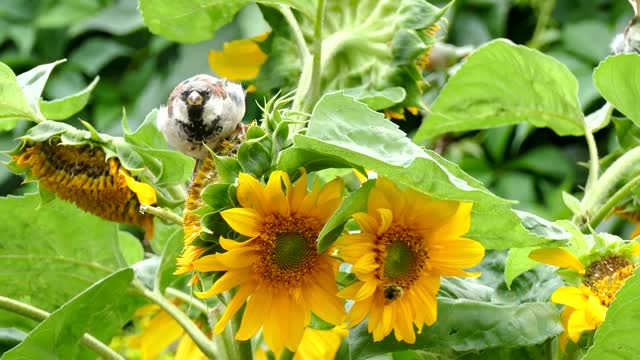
[193, 170, 346, 354]
[336, 178, 485, 343]
[530, 246, 640, 348]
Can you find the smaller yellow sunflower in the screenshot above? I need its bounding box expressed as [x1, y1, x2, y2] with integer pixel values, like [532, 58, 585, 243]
[193, 170, 346, 354]
[336, 178, 484, 343]
[530, 245, 640, 348]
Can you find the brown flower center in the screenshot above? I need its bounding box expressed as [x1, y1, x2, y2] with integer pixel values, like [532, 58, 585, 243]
[375, 224, 428, 301]
[584, 255, 635, 307]
[254, 215, 322, 287]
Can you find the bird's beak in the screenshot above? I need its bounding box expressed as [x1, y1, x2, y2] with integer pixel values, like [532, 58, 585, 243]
[187, 91, 203, 106]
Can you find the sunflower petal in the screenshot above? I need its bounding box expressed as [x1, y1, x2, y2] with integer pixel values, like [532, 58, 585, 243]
[220, 208, 262, 237]
[550, 286, 589, 308]
[208, 32, 269, 81]
[119, 168, 157, 205]
[529, 248, 585, 274]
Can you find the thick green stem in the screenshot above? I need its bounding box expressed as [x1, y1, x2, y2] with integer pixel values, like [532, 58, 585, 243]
[587, 174, 640, 229]
[134, 282, 217, 359]
[165, 287, 208, 314]
[0, 296, 124, 360]
[302, 0, 326, 114]
[209, 291, 252, 359]
[580, 146, 640, 226]
[139, 205, 183, 225]
[584, 129, 599, 194]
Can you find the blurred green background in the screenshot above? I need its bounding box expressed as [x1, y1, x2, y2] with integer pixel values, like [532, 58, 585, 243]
[0, 0, 632, 232]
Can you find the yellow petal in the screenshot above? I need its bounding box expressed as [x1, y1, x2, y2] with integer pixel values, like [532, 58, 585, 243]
[193, 254, 226, 272]
[220, 208, 262, 237]
[236, 285, 272, 340]
[264, 170, 290, 216]
[195, 270, 254, 298]
[584, 295, 607, 325]
[119, 168, 157, 205]
[128, 310, 183, 360]
[550, 286, 589, 308]
[529, 248, 585, 274]
[213, 283, 256, 334]
[289, 169, 308, 214]
[352, 212, 379, 235]
[237, 172, 268, 216]
[632, 242, 640, 256]
[293, 326, 346, 360]
[376, 208, 393, 235]
[208, 32, 269, 81]
[428, 238, 485, 277]
[175, 334, 207, 360]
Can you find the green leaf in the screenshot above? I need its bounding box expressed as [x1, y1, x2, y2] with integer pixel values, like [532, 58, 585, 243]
[39, 76, 99, 120]
[238, 141, 271, 178]
[349, 299, 562, 360]
[69, 38, 133, 76]
[154, 228, 185, 292]
[257, 0, 316, 18]
[2, 269, 143, 360]
[414, 39, 585, 141]
[317, 180, 374, 252]
[69, 0, 144, 36]
[0, 62, 38, 125]
[343, 85, 406, 110]
[613, 117, 640, 150]
[202, 183, 233, 210]
[514, 210, 570, 241]
[585, 102, 613, 133]
[286, 93, 564, 249]
[504, 247, 540, 288]
[506, 146, 572, 179]
[584, 269, 640, 360]
[562, 20, 613, 64]
[562, 191, 582, 215]
[0, 194, 126, 312]
[214, 154, 243, 183]
[138, 0, 249, 43]
[118, 231, 144, 266]
[594, 54, 640, 128]
[16, 59, 67, 122]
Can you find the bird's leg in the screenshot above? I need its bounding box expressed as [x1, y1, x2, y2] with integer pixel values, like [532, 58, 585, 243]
[191, 158, 201, 183]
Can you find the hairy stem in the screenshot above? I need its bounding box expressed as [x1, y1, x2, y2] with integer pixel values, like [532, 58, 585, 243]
[584, 129, 599, 194]
[580, 146, 640, 227]
[303, 0, 326, 114]
[0, 296, 124, 360]
[587, 174, 640, 229]
[139, 205, 183, 225]
[165, 287, 208, 314]
[134, 282, 217, 359]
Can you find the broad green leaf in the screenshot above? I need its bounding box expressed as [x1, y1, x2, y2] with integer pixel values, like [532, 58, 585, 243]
[138, 0, 249, 43]
[415, 40, 585, 141]
[69, 0, 144, 36]
[0, 62, 38, 125]
[561, 20, 613, 64]
[506, 146, 572, 179]
[285, 93, 565, 249]
[2, 269, 143, 360]
[343, 86, 406, 110]
[504, 247, 540, 288]
[257, 0, 316, 18]
[349, 299, 562, 360]
[514, 210, 570, 241]
[238, 141, 271, 178]
[613, 117, 640, 150]
[202, 183, 233, 210]
[39, 76, 99, 120]
[317, 180, 375, 252]
[0, 194, 126, 312]
[584, 270, 640, 360]
[118, 231, 144, 266]
[154, 228, 184, 292]
[584, 102, 613, 133]
[16, 59, 67, 121]
[594, 54, 640, 128]
[69, 38, 133, 76]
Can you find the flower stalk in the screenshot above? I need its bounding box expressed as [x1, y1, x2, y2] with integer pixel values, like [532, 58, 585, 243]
[0, 295, 124, 360]
[133, 281, 217, 359]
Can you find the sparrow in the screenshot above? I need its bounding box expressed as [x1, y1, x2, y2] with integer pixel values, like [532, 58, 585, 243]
[158, 74, 246, 159]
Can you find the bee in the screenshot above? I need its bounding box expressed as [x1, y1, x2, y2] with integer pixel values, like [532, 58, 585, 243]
[383, 283, 404, 303]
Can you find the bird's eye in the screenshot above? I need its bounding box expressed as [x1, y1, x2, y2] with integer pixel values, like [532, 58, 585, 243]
[180, 91, 189, 100]
[204, 89, 211, 96]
